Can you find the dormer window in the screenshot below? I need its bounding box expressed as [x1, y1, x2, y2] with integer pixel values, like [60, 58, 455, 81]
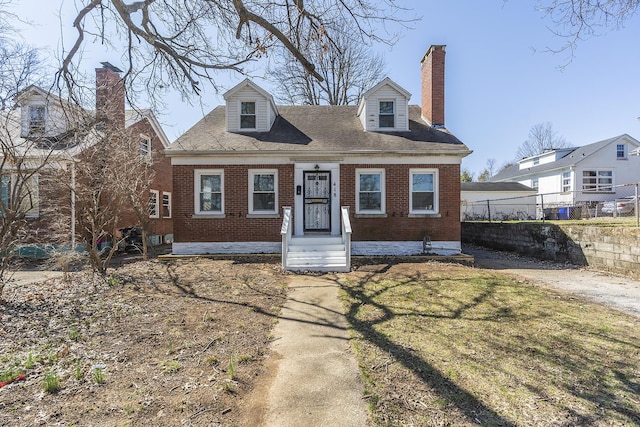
[240, 101, 256, 129]
[379, 101, 394, 128]
[29, 106, 45, 134]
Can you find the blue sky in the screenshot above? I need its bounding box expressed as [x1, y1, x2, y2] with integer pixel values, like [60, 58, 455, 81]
[11, 1, 640, 176]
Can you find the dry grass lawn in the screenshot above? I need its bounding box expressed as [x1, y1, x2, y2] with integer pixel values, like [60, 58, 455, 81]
[1, 258, 639, 426]
[337, 261, 640, 426]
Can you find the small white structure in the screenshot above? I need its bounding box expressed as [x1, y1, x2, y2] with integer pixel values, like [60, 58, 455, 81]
[461, 182, 537, 220]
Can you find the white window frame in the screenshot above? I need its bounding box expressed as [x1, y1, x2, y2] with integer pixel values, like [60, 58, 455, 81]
[162, 192, 172, 218]
[194, 169, 224, 215]
[356, 169, 386, 214]
[140, 134, 152, 161]
[533, 157, 540, 166]
[561, 171, 571, 193]
[616, 143, 627, 159]
[29, 105, 46, 134]
[149, 189, 159, 218]
[409, 169, 439, 214]
[582, 170, 614, 192]
[248, 169, 278, 214]
[378, 100, 395, 129]
[532, 178, 539, 190]
[240, 100, 257, 130]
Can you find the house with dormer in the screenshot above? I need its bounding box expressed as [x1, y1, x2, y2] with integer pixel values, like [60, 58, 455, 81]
[167, 45, 471, 271]
[489, 134, 640, 213]
[1, 64, 173, 250]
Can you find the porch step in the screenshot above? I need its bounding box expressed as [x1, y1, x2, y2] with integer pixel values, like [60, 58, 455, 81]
[284, 236, 349, 272]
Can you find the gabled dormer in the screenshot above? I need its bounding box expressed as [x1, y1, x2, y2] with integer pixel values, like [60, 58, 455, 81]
[357, 77, 411, 132]
[223, 79, 278, 132]
[15, 86, 69, 139]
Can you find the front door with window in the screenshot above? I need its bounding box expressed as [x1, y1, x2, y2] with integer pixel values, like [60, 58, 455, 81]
[303, 171, 331, 232]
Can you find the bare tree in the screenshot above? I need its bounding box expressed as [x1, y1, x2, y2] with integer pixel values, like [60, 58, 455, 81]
[534, 0, 639, 58]
[516, 122, 570, 159]
[54, 0, 411, 105]
[270, 29, 386, 105]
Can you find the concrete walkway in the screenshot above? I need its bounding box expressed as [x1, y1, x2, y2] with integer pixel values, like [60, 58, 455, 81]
[245, 275, 369, 427]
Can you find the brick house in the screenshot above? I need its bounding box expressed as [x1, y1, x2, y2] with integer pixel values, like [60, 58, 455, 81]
[3, 64, 172, 250]
[167, 45, 471, 271]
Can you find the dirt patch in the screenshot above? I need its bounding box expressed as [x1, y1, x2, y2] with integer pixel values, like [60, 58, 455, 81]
[0, 258, 288, 426]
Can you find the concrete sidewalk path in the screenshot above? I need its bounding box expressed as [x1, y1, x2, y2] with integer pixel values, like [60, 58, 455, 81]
[245, 275, 369, 427]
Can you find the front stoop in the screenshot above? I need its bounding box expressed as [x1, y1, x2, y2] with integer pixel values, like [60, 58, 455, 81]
[285, 236, 349, 273]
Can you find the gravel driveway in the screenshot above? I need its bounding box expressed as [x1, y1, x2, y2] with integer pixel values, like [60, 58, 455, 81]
[465, 245, 640, 317]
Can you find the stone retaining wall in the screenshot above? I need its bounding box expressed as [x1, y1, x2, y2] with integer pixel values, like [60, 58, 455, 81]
[462, 222, 640, 279]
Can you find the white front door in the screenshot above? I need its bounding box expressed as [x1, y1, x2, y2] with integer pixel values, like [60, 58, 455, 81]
[303, 170, 331, 232]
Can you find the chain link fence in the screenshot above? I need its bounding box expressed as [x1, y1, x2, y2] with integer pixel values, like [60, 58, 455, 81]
[462, 182, 640, 225]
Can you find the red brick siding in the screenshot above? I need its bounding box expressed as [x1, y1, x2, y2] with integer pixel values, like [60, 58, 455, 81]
[341, 164, 460, 242]
[125, 118, 173, 236]
[173, 164, 294, 242]
[173, 163, 460, 243]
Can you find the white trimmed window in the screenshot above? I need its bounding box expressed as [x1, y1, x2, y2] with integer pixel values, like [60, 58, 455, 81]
[195, 170, 224, 214]
[162, 192, 172, 218]
[248, 170, 277, 214]
[409, 169, 438, 214]
[140, 134, 152, 160]
[29, 106, 45, 134]
[149, 189, 159, 218]
[532, 178, 539, 191]
[379, 101, 394, 128]
[617, 144, 626, 159]
[582, 170, 613, 192]
[561, 171, 571, 193]
[240, 101, 256, 129]
[356, 169, 385, 214]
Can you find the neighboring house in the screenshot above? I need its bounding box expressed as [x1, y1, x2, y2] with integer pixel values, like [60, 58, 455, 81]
[1, 63, 172, 249]
[489, 134, 640, 212]
[461, 182, 537, 220]
[167, 44, 471, 271]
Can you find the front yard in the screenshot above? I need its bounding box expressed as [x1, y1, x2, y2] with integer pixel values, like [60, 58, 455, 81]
[1, 258, 639, 426]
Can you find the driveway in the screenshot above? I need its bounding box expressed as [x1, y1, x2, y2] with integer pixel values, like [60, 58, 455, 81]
[465, 245, 640, 317]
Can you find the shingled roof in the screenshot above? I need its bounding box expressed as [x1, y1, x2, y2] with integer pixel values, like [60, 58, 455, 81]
[167, 105, 470, 157]
[461, 182, 536, 192]
[490, 134, 637, 181]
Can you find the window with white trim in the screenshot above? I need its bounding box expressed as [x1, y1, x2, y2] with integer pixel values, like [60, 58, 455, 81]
[149, 190, 159, 218]
[356, 169, 385, 214]
[29, 106, 45, 135]
[248, 170, 277, 214]
[140, 135, 152, 160]
[379, 101, 394, 128]
[162, 192, 171, 218]
[240, 101, 256, 129]
[582, 170, 613, 192]
[561, 171, 571, 192]
[532, 178, 539, 191]
[409, 169, 438, 214]
[617, 144, 626, 159]
[533, 157, 540, 166]
[195, 170, 224, 214]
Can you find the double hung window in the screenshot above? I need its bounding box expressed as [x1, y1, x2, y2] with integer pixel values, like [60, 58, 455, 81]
[249, 170, 277, 214]
[410, 169, 438, 214]
[356, 169, 385, 214]
[195, 170, 224, 214]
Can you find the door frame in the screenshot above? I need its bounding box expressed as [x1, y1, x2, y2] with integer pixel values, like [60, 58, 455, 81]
[294, 162, 340, 236]
[302, 170, 331, 232]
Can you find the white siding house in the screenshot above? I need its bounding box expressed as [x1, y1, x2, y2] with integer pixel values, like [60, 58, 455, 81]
[461, 182, 537, 220]
[490, 134, 640, 210]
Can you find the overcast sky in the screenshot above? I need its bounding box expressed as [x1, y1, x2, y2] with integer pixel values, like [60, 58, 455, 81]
[10, 1, 640, 176]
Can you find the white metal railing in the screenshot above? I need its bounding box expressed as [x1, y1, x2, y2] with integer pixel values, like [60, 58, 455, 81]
[281, 206, 292, 269]
[341, 206, 352, 271]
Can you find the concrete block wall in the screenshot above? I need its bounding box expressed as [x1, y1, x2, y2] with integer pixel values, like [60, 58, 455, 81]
[462, 222, 640, 280]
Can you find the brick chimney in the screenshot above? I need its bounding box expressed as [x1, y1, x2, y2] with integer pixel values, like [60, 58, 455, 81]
[95, 62, 125, 130]
[420, 45, 446, 127]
